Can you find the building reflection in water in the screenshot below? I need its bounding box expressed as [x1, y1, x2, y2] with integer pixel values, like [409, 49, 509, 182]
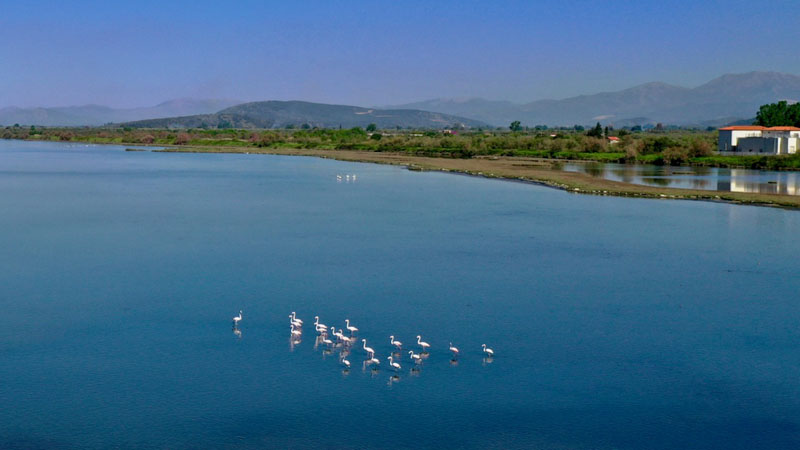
[563, 162, 800, 196]
[727, 169, 800, 195]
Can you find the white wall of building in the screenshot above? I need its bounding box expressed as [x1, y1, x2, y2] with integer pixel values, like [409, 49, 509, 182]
[718, 128, 800, 155]
[718, 129, 763, 152]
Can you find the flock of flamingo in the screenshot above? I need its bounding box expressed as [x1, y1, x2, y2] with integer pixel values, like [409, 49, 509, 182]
[232, 310, 495, 374]
[336, 174, 357, 182]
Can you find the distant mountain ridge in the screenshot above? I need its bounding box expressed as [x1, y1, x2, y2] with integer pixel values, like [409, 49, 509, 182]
[0, 98, 242, 126]
[4, 71, 800, 128]
[121, 100, 488, 129]
[385, 71, 800, 127]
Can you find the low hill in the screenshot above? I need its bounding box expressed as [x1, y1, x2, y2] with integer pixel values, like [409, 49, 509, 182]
[0, 99, 242, 127]
[121, 101, 487, 129]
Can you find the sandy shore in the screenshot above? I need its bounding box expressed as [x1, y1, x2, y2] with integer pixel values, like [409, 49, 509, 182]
[149, 146, 800, 209]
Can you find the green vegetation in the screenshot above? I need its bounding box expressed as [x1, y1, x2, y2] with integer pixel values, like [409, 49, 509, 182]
[5, 124, 800, 171]
[755, 101, 800, 127]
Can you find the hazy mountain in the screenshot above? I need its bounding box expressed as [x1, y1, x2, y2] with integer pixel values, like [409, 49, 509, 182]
[121, 100, 488, 129]
[0, 98, 242, 126]
[385, 98, 521, 126]
[386, 71, 800, 127]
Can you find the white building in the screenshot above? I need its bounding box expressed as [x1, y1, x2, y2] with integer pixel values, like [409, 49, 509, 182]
[718, 125, 800, 155]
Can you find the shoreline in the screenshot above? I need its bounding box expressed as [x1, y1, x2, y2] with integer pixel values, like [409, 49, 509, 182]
[149, 145, 800, 209]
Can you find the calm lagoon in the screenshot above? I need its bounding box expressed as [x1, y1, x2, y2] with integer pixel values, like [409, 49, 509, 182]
[0, 140, 798, 449]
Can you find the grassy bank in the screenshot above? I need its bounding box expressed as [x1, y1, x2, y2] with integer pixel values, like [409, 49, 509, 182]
[10, 125, 800, 171]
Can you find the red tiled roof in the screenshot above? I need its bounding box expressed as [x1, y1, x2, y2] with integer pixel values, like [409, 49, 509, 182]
[766, 126, 800, 131]
[718, 126, 766, 131]
[607, 136, 620, 141]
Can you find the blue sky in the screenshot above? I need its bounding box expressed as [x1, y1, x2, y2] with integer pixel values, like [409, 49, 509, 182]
[1, 0, 798, 107]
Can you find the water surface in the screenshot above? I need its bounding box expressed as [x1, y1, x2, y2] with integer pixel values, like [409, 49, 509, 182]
[562, 161, 800, 195]
[1, 140, 798, 449]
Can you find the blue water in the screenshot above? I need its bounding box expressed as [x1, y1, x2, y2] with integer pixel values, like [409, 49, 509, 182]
[561, 161, 800, 195]
[1, 140, 799, 449]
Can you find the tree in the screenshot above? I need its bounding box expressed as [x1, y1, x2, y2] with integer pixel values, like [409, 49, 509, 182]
[586, 122, 603, 138]
[509, 120, 522, 132]
[755, 101, 800, 127]
[366, 123, 377, 132]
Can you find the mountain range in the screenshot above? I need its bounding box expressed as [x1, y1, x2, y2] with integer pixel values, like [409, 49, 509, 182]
[2, 71, 799, 128]
[121, 101, 487, 129]
[0, 99, 242, 127]
[385, 71, 800, 127]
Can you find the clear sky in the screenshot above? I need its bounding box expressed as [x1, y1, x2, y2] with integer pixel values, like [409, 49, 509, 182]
[1, 0, 798, 108]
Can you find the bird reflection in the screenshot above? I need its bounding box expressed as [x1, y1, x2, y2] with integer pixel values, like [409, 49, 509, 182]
[289, 337, 301, 351]
[232, 325, 242, 339]
[482, 357, 494, 366]
[449, 358, 459, 367]
[387, 375, 400, 387]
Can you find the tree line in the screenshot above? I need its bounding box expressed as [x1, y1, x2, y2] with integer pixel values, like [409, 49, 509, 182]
[754, 101, 800, 127]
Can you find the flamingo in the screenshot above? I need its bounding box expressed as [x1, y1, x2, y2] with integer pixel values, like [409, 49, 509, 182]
[290, 312, 303, 326]
[390, 335, 402, 350]
[408, 350, 421, 363]
[322, 335, 333, 346]
[482, 344, 494, 357]
[232, 310, 242, 325]
[362, 339, 375, 356]
[387, 355, 401, 371]
[289, 315, 302, 328]
[345, 319, 359, 335]
[291, 325, 302, 337]
[341, 356, 351, 369]
[314, 316, 327, 332]
[416, 335, 430, 352]
[449, 342, 460, 357]
[368, 356, 380, 366]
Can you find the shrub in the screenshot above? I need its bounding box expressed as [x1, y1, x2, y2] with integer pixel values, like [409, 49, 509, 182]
[175, 133, 190, 145]
[688, 138, 713, 157]
[583, 136, 607, 153]
[662, 146, 690, 165]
